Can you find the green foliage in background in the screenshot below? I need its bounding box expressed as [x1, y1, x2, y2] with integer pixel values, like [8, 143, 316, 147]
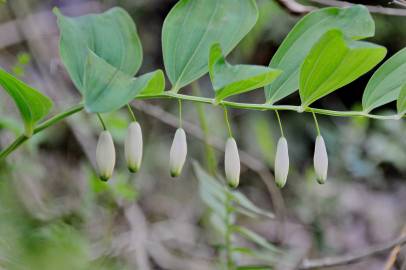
[194, 162, 280, 268]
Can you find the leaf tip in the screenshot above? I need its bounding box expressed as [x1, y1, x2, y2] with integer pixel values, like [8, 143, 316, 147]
[52, 7, 62, 17]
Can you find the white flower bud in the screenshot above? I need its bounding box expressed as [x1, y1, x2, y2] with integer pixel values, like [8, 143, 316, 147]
[169, 128, 187, 177]
[225, 137, 240, 188]
[314, 135, 328, 184]
[274, 137, 289, 188]
[96, 131, 115, 181]
[125, 122, 143, 173]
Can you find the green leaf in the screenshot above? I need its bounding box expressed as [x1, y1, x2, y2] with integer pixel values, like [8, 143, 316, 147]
[0, 68, 52, 136]
[83, 51, 164, 113]
[193, 162, 227, 215]
[209, 43, 281, 101]
[265, 5, 375, 104]
[362, 47, 406, 113]
[397, 85, 406, 115]
[137, 74, 166, 97]
[162, 0, 258, 91]
[233, 226, 279, 252]
[232, 191, 274, 219]
[299, 30, 386, 107]
[54, 7, 142, 92]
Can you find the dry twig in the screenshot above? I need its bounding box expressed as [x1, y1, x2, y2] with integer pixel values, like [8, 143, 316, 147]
[273, 0, 315, 14]
[309, 0, 406, 16]
[299, 235, 406, 269]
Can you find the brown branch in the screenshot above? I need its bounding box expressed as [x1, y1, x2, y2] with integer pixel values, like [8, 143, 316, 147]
[273, 0, 315, 15]
[393, 0, 406, 8]
[309, 0, 406, 16]
[383, 226, 406, 270]
[240, 235, 406, 269]
[299, 235, 406, 269]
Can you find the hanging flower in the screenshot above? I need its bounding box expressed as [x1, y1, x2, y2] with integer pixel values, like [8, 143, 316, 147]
[96, 130, 116, 181]
[225, 137, 240, 188]
[314, 135, 328, 184]
[169, 128, 187, 177]
[274, 137, 289, 188]
[125, 122, 143, 173]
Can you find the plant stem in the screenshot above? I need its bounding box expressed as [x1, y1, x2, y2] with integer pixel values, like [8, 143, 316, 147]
[225, 191, 235, 270]
[137, 92, 402, 120]
[97, 113, 107, 131]
[192, 83, 218, 175]
[127, 104, 137, 122]
[275, 111, 285, 137]
[312, 110, 321, 136]
[0, 88, 403, 161]
[223, 106, 233, 138]
[178, 99, 183, 128]
[0, 104, 84, 160]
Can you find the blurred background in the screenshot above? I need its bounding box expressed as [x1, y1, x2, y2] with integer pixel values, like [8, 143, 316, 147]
[0, 0, 406, 269]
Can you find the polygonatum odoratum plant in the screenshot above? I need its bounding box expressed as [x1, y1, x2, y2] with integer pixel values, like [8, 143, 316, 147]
[0, 0, 406, 189]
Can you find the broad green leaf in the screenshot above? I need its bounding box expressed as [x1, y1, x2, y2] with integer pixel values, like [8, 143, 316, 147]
[83, 51, 164, 113]
[265, 5, 375, 104]
[362, 47, 406, 113]
[54, 7, 142, 92]
[299, 30, 386, 107]
[209, 43, 282, 101]
[0, 68, 52, 136]
[162, 0, 258, 91]
[397, 85, 406, 115]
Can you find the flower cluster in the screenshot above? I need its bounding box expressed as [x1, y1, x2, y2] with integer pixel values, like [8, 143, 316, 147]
[274, 135, 328, 188]
[95, 118, 328, 188]
[96, 121, 145, 181]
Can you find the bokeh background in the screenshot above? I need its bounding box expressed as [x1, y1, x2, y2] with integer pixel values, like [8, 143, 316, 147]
[0, 0, 406, 269]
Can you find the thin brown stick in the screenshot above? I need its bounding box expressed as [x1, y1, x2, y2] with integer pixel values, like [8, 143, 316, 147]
[299, 235, 406, 269]
[384, 226, 406, 270]
[240, 235, 406, 269]
[309, 0, 406, 16]
[393, 0, 406, 8]
[273, 0, 315, 15]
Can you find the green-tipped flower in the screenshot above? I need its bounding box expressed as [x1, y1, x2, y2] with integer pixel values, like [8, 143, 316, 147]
[225, 137, 240, 188]
[96, 131, 115, 181]
[314, 135, 328, 184]
[169, 128, 187, 177]
[125, 122, 143, 173]
[274, 137, 289, 188]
